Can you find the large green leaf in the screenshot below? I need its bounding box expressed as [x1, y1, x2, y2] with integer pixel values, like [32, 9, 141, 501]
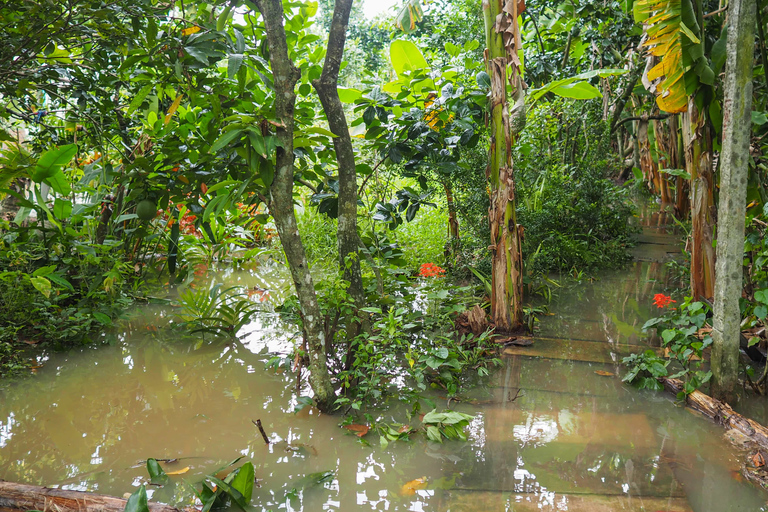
[550, 82, 602, 100]
[529, 68, 627, 104]
[389, 40, 429, 78]
[228, 462, 255, 502]
[30, 144, 77, 182]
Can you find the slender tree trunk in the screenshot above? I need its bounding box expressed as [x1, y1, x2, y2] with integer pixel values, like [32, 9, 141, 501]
[254, 0, 335, 411]
[443, 180, 460, 256]
[682, 100, 716, 301]
[312, 0, 367, 343]
[711, 0, 754, 402]
[483, 0, 524, 332]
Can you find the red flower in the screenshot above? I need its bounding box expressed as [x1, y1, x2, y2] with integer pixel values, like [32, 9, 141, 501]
[419, 263, 445, 278]
[653, 294, 676, 308]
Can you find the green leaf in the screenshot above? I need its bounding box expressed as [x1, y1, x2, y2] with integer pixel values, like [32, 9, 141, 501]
[210, 129, 245, 153]
[678, 21, 701, 43]
[338, 87, 362, 103]
[31, 144, 77, 181]
[754, 305, 767, 319]
[389, 40, 429, 78]
[93, 312, 112, 325]
[426, 425, 442, 443]
[45, 170, 71, 196]
[444, 42, 461, 57]
[30, 276, 52, 298]
[47, 273, 74, 292]
[755, 289, 768, 305]
[128, 84, 154, 115]
[304, 126, 339, 138]
[124, 485, 149, 512]
[53, 198, 72, 219]
[752, 111, 768, 125]
[228, 54, 244, 79]
[228, 462, 255, 502]
[146, 458, 167, 481]
[660, 168, 690, 179]
[550, 81, 602, 100]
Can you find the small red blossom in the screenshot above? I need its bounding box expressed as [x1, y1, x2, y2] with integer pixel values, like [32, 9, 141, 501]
[419, 263, 445, 278]
[653, 293, 676, 308]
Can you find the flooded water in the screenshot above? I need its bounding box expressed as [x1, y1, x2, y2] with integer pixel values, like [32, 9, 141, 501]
[2, 214, 768, 511]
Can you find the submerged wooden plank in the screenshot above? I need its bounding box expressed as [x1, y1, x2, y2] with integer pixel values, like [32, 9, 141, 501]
[484, 357, 627, 397]
[502, 337, 643, 364]
[432, 490, 692, 511]
[479, 409, 657, 449]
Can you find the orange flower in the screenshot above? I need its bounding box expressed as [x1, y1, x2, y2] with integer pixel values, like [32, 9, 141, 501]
[653, 294, 676, 308]
[419, 263, 445, 278]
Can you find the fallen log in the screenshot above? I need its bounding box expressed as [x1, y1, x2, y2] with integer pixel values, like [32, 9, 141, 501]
[0, 481, 189, 512]
[660, 377, 768, 451]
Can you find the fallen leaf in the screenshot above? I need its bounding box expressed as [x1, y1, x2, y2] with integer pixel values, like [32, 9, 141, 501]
[165, 466, 190, 475]
[400, 477, 427, 496]
[22, 339, 39, 345]
[182, 26, 201, 35]
[397, 425, 411, 434]
[201, 183, 208, 194]
[752, 452, 765, 468]
[594, 370, 614, 377]
[343, 424, 369, 437]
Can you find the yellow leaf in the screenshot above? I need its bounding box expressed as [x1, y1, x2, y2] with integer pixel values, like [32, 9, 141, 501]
[182, 26, 201, 36]
[400, 477, 427, 496]
[166, 466, 190, 475]
[165, 94, 184, 125]
[342, 424, 370, 437]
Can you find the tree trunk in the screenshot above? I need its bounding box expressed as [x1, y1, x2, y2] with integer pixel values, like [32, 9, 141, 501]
[312, 0, 367, 343]
[661, 378, 768, 448]
[710, 0, 754, 403]
[443, 180, 460, 257]
[483, 0, 524, 332]
[637, 119, 658, 194]
[681, 99, 716, 301]
[254, 0, 335, 411]
[0, 482, 190, 512]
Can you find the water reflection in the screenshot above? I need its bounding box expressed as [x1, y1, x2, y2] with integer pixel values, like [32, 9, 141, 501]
[1, 261, 767, 511]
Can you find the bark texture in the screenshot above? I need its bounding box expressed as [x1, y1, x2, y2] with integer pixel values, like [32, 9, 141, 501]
[0, 482, 190, 512]
[661, 378, 768, 449]
[681, 99, 715, 301]
[254, 0, 335, 411]
[483, 0, 525, 332]
[311, 0, 364, 303]
[710, 0, 755, 402]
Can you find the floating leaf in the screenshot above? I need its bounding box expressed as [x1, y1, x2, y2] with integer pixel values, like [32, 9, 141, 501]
[165, 466, 191, 475]
[400, 477, 427, 496]
[342, 424, 369, 437]
[594, 370, 615, 376]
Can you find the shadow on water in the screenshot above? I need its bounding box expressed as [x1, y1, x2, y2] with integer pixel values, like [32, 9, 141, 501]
[2, 214, 768, 510]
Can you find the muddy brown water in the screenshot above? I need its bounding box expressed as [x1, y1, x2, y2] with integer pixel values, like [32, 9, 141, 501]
[2, 218, 768, 510]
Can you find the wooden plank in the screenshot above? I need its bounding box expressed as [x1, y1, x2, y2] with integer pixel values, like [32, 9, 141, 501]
[432, 490, 692, 511]
[502, 337, 643, 364]
[479, 409, 657, 449]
